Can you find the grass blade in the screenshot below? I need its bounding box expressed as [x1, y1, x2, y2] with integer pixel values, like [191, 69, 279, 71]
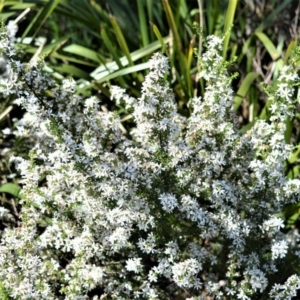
[151, 23, 167, 53]
[110, 15, 134, 67]
[137, 0, 149, 47]
[91, 38, 169, 80]
[284, 40, 296, 64]
[0, 0, 4, 12]
[52, 64, 90, 79]
[101, 26, 124, 70]
[146, 0, 154, 40]
[255, 0, 293, 33]
[62, 44, 102, 63]
[233, 72, 259, 111]
[22, 0, 61, 40]
[95, 62, 150, 83]
[223, 0, 238, 59]
[186, 35, 196, 97]
[255, 32, 280, 60]
[162, 0, 182, 52]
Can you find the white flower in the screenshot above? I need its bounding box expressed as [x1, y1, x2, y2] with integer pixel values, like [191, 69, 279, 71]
[158, 193, 178, 212]
[0, 207, 9, 218]
[84, 96, 99, 109]
[125, 258, 143, 274]
[261, 216, 284, 234]
[246, 268, 268, 292]
[271, 240, 289, 259]
[237, 289, 250, 300]
[149, 52, 169, 77]
[269, 275, 300, 299]
[172, 258, 202, 288]
[276, 82, 293, 100]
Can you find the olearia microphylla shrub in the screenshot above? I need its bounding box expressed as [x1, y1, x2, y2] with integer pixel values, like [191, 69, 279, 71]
[0, 23, 300, 300]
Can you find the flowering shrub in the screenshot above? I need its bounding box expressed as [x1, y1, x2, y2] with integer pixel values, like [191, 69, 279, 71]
[0, 24, 300, 300]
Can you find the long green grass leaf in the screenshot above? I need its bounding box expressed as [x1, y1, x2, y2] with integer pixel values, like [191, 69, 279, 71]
[8, 3, 35, 9]
[99, 28, 127, 87]
[0, 0, 4, 12]
[21, 34, 70, 55]
[0, 12, 16, 19]
[101, 26, 124, 69]
[222, 0, 238, 59]
[52, 64, 90, 79]
[110, 15, 134, 67]
[95, 62, 150, 83]
[162, 0, 182, 52]
[233, 72, 259, 111]
[186, 35, 196, 97]
[62, 44, 102, 63]
[284, 40, 296, 64]
[151, 23, 166, 52]
[137, 0, 149, 47]
[91, 38, 170, 79]
[146, 0, 154, 40]
[255, 0, 293, 33]
[255, 32, 280, 60]
[22, 0, 61, 40]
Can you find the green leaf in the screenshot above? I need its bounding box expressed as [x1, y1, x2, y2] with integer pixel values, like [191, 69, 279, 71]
[146, 0, 154, 40]
[7, 3, 36, 10]
[0, 282, 10, 300]
[0, 183, 22, 198]
[137, 0, 149, 47]
[288, 166, 300, 179]
[62, 44, 103, 63]
[255, 32, 280, 60]
[255, 0, 293, 33]
[91, 38, 169, 80]
[288, 146, 300, 164]
[162, 0, 182, 52]
[22, 0, 61, 41]
[287, 212, 299, 225]
[222, 0, 238, 59]
[151, 23, 166, 52]
[19, 34, 71, 56]
[239, 120, 255, 133]
[0, 12, 16, 19]
[0, 0, 4, 12]
[233, 72, 259, 111]
[95, 61, 150, 83]
[52, 64, 90, 79]
[47, 52, 97, 67]
[101, 26, 124, 70]
[284, 40, 296, 64]
[110, 15, 134, 67]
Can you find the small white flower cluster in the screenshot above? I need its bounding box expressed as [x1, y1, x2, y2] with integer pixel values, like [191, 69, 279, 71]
[172, 258, 202, 289]
[0, 25, 300, 299]
[269, 275, 300, 300]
